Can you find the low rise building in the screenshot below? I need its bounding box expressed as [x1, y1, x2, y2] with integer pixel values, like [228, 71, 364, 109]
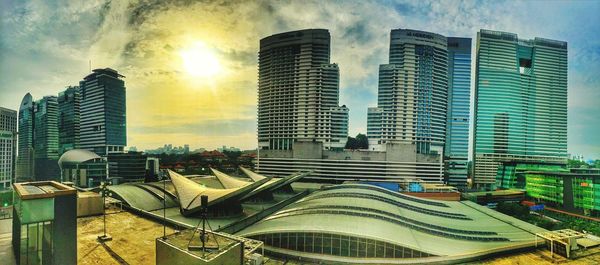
[258, 141, 443, 182]
[12, 181, 77, 265]
[524, 168, 600, 216]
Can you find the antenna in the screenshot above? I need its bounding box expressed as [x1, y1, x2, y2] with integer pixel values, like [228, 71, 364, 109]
[162, 171, 168, 239]
[89, 60, 92, 73]
[187, 195, 219, 254]
[200, 195, 208, 251]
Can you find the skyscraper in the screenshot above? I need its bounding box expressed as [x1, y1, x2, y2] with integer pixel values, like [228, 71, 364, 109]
[17, 93, 34, 181]
[58, 86, 81, 155]
[80, 68, 127, 156]
[444, 37, 472, 189]
[259, 29, 447, 182]
[473, 29, 568, 189]
[0, 107, 17, 188]
[33, 96, 60, 180]
[367, 29, 448, 156]
[257, 29, 348, 151]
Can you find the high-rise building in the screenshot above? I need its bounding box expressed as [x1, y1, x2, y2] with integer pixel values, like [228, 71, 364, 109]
[16, 93, 35, 181]
[0, 107, 17, 188]
[258, 29, 348, 151]
[79, 68, 127, 156]
[444, 37, 472, 189]
[473, 29, 568, 189]
[58, 86, 81, 155]
[366, 29, 448, 155]
[33, 96, 60, 180]
[259, 29, 445, 182]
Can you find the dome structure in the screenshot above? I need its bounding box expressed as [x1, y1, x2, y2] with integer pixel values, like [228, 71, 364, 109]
[58, 149, 101, 167]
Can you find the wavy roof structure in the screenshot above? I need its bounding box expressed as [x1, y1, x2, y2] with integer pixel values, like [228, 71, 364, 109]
[237, 184, 547, 264]
[239, 166, 310, 193]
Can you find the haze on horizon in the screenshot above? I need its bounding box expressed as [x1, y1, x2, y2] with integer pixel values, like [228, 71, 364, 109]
[0, 0, 599, 159]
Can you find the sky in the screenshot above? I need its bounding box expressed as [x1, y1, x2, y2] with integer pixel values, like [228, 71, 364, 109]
[0, 0, 598, 159]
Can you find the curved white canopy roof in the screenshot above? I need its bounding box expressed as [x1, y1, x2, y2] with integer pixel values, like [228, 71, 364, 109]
[58, 149, 101, 166]
[167, 170, 267, 215]
[239, 166, 310, 193]
[210, 168, 253, 189]
[210, 168, 272, 200]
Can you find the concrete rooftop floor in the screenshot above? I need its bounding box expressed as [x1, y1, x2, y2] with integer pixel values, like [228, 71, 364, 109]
[78, 209, 176, 265]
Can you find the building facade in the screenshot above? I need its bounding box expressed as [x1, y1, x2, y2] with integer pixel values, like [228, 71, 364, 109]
[444, 37, 472, 189]
[258, 29, 348, 151]
[107, 151, 148, 183]
[258, 141, 443, 182]
[58, 86, 81, 155]
[33, 96, 60, 180]
[0, 107, 17, 189]
[12, 181, 77, 265]
[16, 93, 35, 181]
[473, 30, 568, 189]
[366, 29, 448, 155]
[524, 168, 600, 216]
[258, 29, 456, 182]
[80, 68, 127, 156]
[496, 161, 567, 189]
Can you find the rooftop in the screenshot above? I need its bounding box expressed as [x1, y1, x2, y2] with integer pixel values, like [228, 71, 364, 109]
[13, 181, 76, 199]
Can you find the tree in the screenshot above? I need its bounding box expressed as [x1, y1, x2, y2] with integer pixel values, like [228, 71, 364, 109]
[355, 134, 368, 149]
[345, 133, 368, 149]
[568, 159, 590, 169]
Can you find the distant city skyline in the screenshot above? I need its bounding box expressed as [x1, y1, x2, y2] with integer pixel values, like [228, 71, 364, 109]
[1, 1, 599, 159]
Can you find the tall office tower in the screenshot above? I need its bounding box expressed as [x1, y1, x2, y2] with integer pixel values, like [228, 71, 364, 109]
[473, 30, 568, 189]
[17, 93, 35, 181]
[367, 29, 448, 155]
[80, 68, 127, 156]
[33, 96, 60, 180]
[0, 107, 17, 188]
[444, 37, 472, 189]
[58, 86, 81, 155]
[258, 29, 348, 151]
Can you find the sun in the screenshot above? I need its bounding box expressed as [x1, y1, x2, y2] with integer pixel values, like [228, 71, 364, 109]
[180, 42, 222, 78]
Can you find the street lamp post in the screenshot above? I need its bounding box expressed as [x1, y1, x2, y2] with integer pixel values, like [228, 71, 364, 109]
[98, 181, 113, 242]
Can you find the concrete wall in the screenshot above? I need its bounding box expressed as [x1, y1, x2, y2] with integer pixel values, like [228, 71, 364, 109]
[53, 193, 77, 265]
[292, 141, 323, 159]
[385, 143, 417, 162]
[324, 149, 386, 161]
[77, 192, 103, 217]
[261, 142, 440, 163]
[260, 149, 293, 158]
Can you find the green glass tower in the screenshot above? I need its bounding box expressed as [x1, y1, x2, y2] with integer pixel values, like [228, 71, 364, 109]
[33, 96, 60, 180]
[58, 86, 81, 155]
[473, 30, 568, 189]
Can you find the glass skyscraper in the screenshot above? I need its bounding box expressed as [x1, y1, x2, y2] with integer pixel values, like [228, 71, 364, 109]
[80, 68, 127, 156]
[58, 86, 81, 155]
[444, 37, 472, 189]
[17, 93, 34, 181]
[33, 96, 60, 180]
[473, 29, 568, 189]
